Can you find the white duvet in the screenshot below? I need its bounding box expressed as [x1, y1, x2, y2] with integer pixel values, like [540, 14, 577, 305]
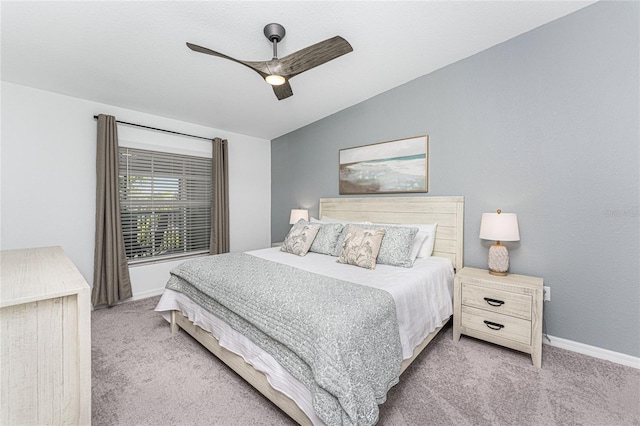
[155, 247, 454, 425]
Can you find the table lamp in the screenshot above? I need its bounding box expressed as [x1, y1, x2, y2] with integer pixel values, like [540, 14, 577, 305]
[289, 208, 309, 225]
[479, 209, 520, 276]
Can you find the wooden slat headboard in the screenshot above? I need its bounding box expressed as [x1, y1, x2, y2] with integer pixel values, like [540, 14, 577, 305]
[319, 196, 464, 271]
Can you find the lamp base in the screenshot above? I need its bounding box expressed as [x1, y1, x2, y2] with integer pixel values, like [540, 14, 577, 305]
[487, 242, 509, 276]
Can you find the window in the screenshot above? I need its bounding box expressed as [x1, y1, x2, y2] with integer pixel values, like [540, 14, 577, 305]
[119, 147, 212, 264]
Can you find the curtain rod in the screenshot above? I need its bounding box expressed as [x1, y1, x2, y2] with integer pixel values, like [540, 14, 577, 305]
[93, 115, 212, 141]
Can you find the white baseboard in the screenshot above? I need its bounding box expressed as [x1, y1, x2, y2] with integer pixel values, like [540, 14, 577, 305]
[130, 287, 165, 301]
[545, 334, 640, 369]
[91, 287, 165, 311]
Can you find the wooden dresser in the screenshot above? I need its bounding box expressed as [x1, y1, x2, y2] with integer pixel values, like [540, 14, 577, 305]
[1, 246, 91, 425]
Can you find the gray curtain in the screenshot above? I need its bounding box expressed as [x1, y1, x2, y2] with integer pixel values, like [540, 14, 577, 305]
[210, 137, 230, 254]
[92, 114, 132, 307]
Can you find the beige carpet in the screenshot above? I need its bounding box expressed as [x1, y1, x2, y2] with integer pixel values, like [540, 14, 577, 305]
[92, 296, 639, 425]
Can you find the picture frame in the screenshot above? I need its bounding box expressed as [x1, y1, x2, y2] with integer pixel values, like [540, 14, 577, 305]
[339, 135, 428, 194]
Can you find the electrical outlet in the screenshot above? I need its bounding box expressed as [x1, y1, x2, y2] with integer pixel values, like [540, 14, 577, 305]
[543, 286, 551, 302]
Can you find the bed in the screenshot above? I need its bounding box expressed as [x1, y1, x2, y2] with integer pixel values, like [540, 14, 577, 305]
[155, 196, 464, 425]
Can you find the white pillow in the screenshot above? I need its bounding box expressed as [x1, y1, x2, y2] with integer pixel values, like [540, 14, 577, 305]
[415, 223, 438, 258]
[410, 229, 430, 260]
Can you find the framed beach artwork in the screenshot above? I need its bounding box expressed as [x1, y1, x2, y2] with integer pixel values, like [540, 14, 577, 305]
[339, 135, 428, 194]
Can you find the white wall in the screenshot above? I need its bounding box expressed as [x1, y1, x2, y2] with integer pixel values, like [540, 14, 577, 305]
[0, 82, 271, 299]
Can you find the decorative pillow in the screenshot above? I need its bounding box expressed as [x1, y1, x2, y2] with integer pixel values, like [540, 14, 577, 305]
[330, 220, 375, 256]
[365, 224, 419, 268]
[374, 222, 438, 260]
[280, 220, 320, 256]
[308, 222, 344, 255]
[337, 225, 385, 270]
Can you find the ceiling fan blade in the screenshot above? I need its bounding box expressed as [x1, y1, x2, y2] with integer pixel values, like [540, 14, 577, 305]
[277, 36, 353, 79]
[272, 81, 293, 100]
[187, 42, 271, 78]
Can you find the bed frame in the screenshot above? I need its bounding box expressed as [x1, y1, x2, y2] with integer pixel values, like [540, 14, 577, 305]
[170, 196, 464, 425]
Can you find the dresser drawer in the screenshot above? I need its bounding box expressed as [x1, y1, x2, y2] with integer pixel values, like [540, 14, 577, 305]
[461, 282, 532, 320]
[461, 305, 531, 345]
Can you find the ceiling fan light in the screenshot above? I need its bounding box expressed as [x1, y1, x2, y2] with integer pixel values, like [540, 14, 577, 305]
[265, 74, 286, 86]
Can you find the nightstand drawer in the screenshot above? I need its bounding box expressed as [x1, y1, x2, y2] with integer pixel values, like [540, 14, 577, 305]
[461, 305, 531, 345]
[461, 283, 532, 320]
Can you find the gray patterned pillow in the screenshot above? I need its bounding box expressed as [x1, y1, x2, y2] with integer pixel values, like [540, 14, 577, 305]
[308, 222, 344, 255]
[280, 221, 320, 256]
[337, 225, 385, 270]
[366, 224, 419, 268]
[331, 221, 373, 256]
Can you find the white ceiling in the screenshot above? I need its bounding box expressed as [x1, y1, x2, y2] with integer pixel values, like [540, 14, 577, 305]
[1, 1, 595, 140]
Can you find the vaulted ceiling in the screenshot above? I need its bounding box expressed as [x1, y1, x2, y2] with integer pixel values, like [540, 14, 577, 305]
[1, 1, 595, 140]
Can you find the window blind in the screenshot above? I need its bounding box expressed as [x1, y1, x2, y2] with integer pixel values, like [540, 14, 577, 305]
[118, 147, 212, 264]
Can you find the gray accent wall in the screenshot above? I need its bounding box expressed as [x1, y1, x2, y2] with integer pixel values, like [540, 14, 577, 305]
[271, 2, 639, 358]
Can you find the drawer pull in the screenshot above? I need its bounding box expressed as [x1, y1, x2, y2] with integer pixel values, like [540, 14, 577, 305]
[484, 297, 505, 307]
[484, 320, 505, 331]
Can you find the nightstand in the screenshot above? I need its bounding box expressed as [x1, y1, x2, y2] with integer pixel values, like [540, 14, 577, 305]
[453, 267, 543, 368]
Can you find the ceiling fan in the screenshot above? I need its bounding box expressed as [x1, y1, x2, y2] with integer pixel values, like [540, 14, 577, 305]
[187, 23, 353, 100]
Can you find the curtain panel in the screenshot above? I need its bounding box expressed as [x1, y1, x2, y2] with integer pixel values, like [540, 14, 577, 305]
[92, 114, 132, 307]
[210, 137, 230, 254]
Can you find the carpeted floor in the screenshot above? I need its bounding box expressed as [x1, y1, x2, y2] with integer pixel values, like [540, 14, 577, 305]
[92, 296, 639, 426]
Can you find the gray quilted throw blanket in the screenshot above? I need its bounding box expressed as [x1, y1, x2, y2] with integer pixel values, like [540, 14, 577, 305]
[166, 252, 402, 425]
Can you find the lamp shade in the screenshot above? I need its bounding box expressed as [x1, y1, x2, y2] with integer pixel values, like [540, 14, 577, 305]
[289, 208, 309, 224]
[479, 211, 520, 242]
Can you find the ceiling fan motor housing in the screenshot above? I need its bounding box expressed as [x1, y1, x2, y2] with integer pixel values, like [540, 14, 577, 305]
[264, 23, 286, 42]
